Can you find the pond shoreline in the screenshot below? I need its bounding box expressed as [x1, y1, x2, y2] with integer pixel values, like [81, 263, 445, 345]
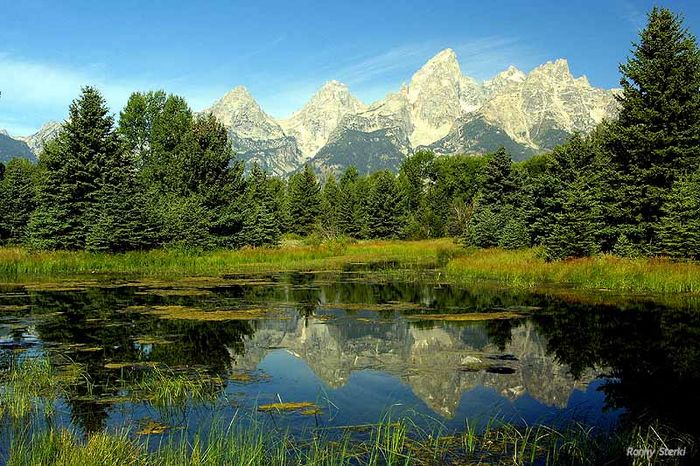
[2, 239, 700, 297]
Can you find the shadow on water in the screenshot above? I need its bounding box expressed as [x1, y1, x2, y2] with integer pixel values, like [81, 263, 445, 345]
[0, 271, 698, 448]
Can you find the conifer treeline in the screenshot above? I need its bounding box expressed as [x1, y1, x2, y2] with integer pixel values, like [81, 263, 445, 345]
[0, 7, 698, 260]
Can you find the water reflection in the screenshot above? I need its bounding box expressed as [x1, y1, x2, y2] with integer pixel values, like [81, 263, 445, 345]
[0, 272, 698, 439]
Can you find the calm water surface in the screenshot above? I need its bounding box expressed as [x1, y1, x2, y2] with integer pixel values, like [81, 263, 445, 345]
[0, 270, 698, 453]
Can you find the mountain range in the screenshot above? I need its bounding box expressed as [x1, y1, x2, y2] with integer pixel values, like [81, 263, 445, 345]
[1, 48, 619, 175]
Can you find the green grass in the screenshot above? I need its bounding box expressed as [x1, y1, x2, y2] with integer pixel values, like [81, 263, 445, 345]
[445, 247, 700, 294]
[3, 238, 700, 296]
[0, 357, 84, 419]
[0, 239, 458, 282]
[5, 418, 695, 465]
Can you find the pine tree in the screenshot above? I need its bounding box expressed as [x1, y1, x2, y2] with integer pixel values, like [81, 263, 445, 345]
[367, 171, 402, 238]
[28, 87, 120, 250]
[287, 164, 321, 236]
[498, 206, 529, 250]
[337, 167, 362, 237]
[85, 150, 156, 252]
[479, 147, 518, 209]
[188, 113, 245, 247]
[319, 174, 342, 236]
[464, 199, 501, 248]
[656, 172, 700, 259]
[0, 158, 37, 243]
[608, 7, 700, 247]
[544, 179, 603, 261]
[242, 164, 281, 247]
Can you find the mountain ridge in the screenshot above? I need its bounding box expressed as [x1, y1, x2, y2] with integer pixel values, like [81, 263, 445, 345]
[202, 48, 618, 175]
[12, 48, 619, 175]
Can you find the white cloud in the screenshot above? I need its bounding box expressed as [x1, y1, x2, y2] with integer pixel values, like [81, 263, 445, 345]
[0, 54, 224, 135]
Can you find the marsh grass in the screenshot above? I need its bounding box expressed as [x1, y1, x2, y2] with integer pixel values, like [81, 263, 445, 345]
[4, 239, 700, 297]
[446, 247, 700, 294]
[0, 239, 457, 282]
[0, 356, 84, 420]
[5, 417, 695, 465]
[133, 367, 218, 409]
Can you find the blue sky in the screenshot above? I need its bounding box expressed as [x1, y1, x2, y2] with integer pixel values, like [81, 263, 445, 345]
[1, 0, 699, 136]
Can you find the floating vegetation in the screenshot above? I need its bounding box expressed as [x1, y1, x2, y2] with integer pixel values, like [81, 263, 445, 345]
[136, 419, 171, 435]
[135, 288, 213, 297]
[319, 301, 424, 312]
[300, 407, 322, 416]
[257, 401, 319, 413]
[134, 337, 173, 346]
[407, 311, 525, 321]
[146, 305, 274, 321]
[104, 362, 158, 370]
[0, 305, 31, 312]
[229, 371, 257, 383]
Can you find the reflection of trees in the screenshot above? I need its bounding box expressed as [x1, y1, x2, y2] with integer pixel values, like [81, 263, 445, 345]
[27, 286, 256, 433]
[533, 302, 700, 436]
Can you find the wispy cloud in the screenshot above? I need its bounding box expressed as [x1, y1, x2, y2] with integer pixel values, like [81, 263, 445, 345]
[618, 0, 645, 30]
[0, 54, 223, 135]
[261, 37, 537, 118]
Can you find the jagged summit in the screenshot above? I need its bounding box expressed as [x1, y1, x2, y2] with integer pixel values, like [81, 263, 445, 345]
[531, 58, 573, 78]
[425, 48, 459, 66]
[279, 80, 366, 159]
[17, 121, 63, 157]
[205, 86, 285, 141]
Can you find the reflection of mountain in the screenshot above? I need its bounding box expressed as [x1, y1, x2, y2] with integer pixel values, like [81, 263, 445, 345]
[230, 314, 594, 417]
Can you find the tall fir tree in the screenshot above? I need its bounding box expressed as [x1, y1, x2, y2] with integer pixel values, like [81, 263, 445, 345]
[367, 171, 403, 239]
[607, 7, 700, 247]
[242, 163, 281, 247]
[0, 158, 37, 243]
[189, 113, 246, 247]
[656, 171, 700, 259]
[85, 150, 156, 253]
[337, 167, 363, 237]
[544, 178, 603, 260]
[287, 164, 321, 236]
[462, 147, 523, 248]
[319, 174, 342, 236]
[28, 87, 120, 250]
[478, 147, 518, 209]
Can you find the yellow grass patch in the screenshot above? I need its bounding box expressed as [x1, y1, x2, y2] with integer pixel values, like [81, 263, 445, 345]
[257, 401, 318, 413]
[136, 419, 170, 435]
[407, 311, 525, 321]
[147, 305, 273, 321]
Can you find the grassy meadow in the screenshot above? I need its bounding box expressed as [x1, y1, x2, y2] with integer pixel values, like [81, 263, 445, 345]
[2, 239, 700, 296]
[1, 238, 700, 295]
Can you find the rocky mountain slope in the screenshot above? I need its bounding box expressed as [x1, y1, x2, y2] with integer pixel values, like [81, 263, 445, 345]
[17, 121, 62, 156]
[16, 48, 618, 175]
[204, 48, 617, 175]
[0, 130, 36, 163]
